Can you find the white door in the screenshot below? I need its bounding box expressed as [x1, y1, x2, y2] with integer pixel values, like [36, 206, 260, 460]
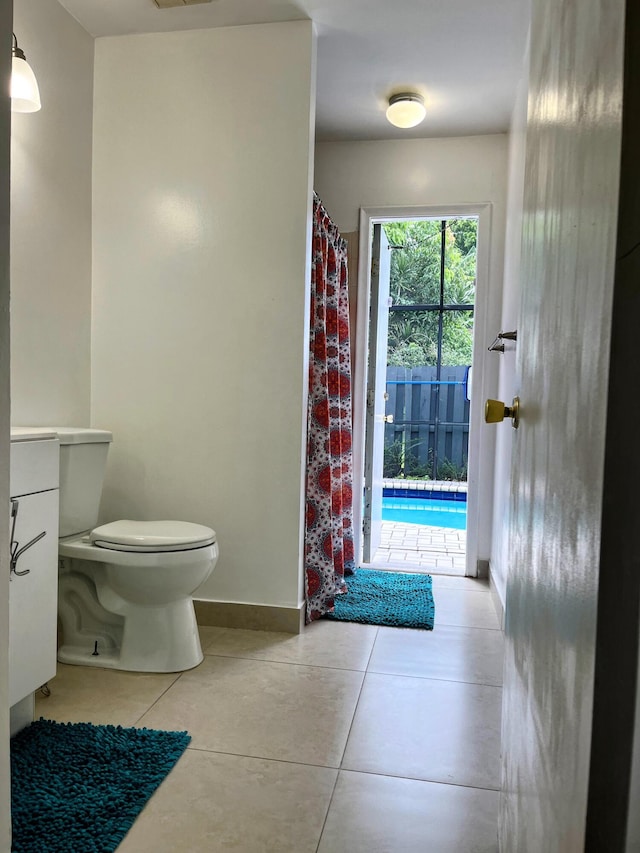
[362, 224, 391, 562]
[498, 0, 627, 846]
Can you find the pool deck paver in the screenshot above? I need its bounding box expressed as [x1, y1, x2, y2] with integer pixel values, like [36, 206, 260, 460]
[383, 478, 468, 495]
[366, 479, 468, 576]
[370, 520, 467, 576]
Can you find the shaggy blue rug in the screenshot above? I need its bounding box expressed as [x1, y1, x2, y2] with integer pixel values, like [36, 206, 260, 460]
[10, 718, 191, 853]
[327, 568, 435, 629]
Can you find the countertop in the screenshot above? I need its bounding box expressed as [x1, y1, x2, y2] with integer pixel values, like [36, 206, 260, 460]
[10, 428, 57, 442]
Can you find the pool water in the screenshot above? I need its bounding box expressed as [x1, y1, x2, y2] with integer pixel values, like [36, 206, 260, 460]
[382, 496, 467, 530]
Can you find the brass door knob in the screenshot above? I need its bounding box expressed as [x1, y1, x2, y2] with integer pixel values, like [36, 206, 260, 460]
[485, 397, 520, 429]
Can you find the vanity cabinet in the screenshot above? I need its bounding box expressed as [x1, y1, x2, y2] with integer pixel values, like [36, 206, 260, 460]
[9, 434, 59, 707]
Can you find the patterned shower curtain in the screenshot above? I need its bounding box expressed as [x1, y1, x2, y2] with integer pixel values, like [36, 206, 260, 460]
[304, 193, 355, 623]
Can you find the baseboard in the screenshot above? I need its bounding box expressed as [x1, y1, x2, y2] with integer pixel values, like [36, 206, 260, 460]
[476, 559, 489, 579]
[488, 562, 505, 631]
[194, 600, 305, 634]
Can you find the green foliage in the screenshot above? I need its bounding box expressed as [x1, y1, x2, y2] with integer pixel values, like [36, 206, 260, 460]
[387, 341, 433, 369]
[382, 438, 467, 483]
[383, 439, 431, 480]
[384, 221, 442, 306]
[382, 438, 404, 479]
[436, 456, 468, 482]
[382, 219, 477, 368]
[450, 218, 478, 255]
[442, 311, 475, 367]
[386, 317, 438, 367]
[383, 438, 468, 482]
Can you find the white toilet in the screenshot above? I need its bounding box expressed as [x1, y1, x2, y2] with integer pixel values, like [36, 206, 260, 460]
[29, 427, 218, 673]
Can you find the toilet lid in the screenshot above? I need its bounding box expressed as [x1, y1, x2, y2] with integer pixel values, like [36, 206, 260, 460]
[90, 520, 217, 553]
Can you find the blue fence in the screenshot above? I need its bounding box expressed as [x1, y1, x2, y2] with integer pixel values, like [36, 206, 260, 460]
[384, 365, 470, 480]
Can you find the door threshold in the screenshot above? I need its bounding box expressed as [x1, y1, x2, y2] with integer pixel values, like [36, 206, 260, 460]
[362, 561, 466, 577]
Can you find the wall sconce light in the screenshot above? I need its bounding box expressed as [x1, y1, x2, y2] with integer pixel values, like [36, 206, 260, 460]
[386, 93, 425, 129]
[11, 33, 41, 113]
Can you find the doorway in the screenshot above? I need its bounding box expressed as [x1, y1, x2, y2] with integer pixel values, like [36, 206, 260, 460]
[352, 205, 493, 578]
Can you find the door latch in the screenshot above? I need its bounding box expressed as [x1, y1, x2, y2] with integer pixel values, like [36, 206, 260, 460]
[484, 397, 520, 429]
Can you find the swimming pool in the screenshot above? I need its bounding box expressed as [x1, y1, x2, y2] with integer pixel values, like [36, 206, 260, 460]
[382, 495, 467, 530]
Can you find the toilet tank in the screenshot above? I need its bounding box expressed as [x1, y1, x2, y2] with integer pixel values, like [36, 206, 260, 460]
[52, 428, 113, 537]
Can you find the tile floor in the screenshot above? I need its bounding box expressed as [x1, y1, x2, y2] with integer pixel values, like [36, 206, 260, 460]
[371, 520, 467, 575]
[35, 575, 502, 853]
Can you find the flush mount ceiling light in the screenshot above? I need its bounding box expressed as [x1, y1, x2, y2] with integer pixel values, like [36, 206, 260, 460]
[153, 0, 213, 7]
[386, 93, 426, 129]
[11, 33, 41, 113]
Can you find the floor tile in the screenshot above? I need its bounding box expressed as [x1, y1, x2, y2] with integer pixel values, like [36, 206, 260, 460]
[342, 673, 502, 789]
[431, 576, 490, 592]
[368, 624, 504, 686]
[317, 770, 498, 853]
[433, 588, 500, 629]
[137, 655, 364, 767]
[199, 620, 378, 671]
[34, 663, 180, 727]
[118, 749, 337, 853]
[29, 581, 502, 850]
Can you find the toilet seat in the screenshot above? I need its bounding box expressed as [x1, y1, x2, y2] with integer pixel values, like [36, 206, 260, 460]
[90, 520, 216, 553]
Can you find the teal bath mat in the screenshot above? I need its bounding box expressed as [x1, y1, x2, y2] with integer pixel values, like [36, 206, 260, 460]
[11, 718, 191, 852]
[327, 568, 435, 629]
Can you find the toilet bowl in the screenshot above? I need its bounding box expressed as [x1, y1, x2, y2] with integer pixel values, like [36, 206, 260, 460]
[20, 427, 219, 673]
[58, 520, 218, 672]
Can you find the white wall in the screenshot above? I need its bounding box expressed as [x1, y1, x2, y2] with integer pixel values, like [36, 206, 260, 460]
[11, 0, 94, 426]
[0, 0, 12, 843]
[92, 22, 316, 609]
[314, 136, 508, 234]
[314, 135, 508, 566]
[489, 61, 529, 609]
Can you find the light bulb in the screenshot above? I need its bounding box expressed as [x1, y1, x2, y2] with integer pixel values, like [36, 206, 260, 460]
[386, 94, 425, 129]
[11, 37, 41, 113]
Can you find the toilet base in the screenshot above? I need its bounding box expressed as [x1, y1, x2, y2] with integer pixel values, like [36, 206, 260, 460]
[57, 628, 204, 673]
[58, 567, 205, 673]
[57, 645, 202, 672]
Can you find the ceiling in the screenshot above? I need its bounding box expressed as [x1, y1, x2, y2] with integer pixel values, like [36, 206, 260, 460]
[56, 0, 530, 142]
